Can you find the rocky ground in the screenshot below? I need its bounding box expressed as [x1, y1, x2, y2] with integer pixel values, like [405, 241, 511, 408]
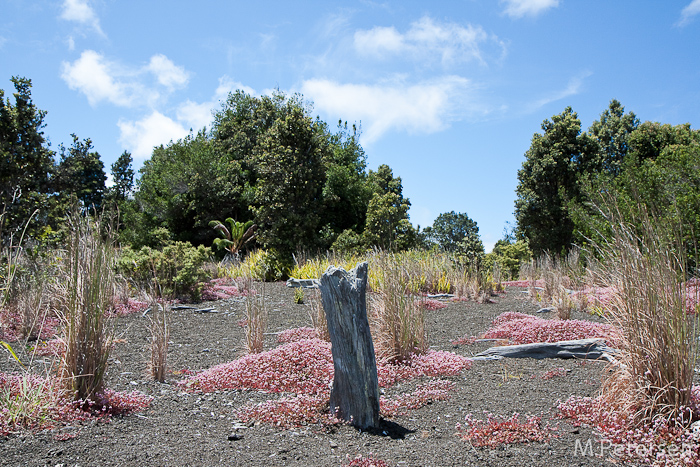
[0, 283, 616, 467]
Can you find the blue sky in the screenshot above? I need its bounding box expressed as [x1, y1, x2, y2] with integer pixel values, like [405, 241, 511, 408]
[2, 1, 700, 251]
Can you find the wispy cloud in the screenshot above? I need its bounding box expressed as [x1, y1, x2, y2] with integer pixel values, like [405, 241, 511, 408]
[60, 0, 105, 37]
[301, 76, 480, 144]
[528, 71, 592, 111]
[117, 111, 189, 161]
[354, 16, 505, 67]
[61, 50, 190, 108]
[118, 76, 253, 160]
[677, 0, 700, 26]
[176, 76, 254, 131]
[147, 54, 190, 90]
[61, 50, 148, 107]
[500, 0, 560, 18]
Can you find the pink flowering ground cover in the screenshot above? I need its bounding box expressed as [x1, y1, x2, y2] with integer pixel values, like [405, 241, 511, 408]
[421, 299, 448, 311]
[456, 412, 557, 447]
[471, 311, 621, 347]
[178, 333, 472, 427]
[200, 276, 243, 301]
[0, 372, 152, 437]
[558, 391, 700, 466]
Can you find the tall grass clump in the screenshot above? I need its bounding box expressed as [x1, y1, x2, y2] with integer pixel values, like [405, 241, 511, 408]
[306, 289, 329, 341]
[370, 254, 427, 362]
[147, 296, 169, 382]
[57, 214, 116, 404]
[242, 275, 267, 354]
[592, 202, 699, 424]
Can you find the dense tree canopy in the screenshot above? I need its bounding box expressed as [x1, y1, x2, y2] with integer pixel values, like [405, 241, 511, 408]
[0, 77, 55, 240]
[54, 134, 107, 211]
[514, 107, 597, 255]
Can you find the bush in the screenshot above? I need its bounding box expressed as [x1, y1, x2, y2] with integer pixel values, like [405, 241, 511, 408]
[117, 241, 212, 301]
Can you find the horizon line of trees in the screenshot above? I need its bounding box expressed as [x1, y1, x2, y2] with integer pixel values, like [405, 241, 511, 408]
[1, 76, 487, 273]
[514, 98, 700, 272]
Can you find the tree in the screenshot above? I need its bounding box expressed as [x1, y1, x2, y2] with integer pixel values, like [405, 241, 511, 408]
[54, 134, 107, 211]
[588, 99, 639, 176]
[514, 107, 597, 255]
[428, 211, 480, 252]
[250, 94, 328, 260]
[136, 131, 242, 246]
[0, 77, 55, 241]
[362, 165, 416, 251]
[318, 121, 372, 248]
[109, 151, 134, 202]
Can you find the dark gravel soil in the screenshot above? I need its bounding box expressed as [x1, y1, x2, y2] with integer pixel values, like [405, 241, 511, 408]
[1, 284, 615, 467]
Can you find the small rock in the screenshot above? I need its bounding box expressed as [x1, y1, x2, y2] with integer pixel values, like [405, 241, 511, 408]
[329, 440, 338, 448]
[228, 434, 244, 441]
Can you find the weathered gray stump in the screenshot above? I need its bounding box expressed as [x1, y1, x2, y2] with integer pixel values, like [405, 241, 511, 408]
[319, 261, 380, 429]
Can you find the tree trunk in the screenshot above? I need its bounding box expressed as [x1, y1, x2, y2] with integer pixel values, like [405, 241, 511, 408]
[319, 261, 380, 429]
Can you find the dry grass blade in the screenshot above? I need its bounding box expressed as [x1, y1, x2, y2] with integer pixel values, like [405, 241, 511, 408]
[370, 254, 426, 362]
[148, 299, 169, 382]
[592, 202, 699, 424]
[57, 213, 116, 404]
[243, 275, 267, 354]
[307, 289, 329, 342]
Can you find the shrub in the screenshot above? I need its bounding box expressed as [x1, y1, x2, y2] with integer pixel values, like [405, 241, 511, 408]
[117, 241, 212, 301]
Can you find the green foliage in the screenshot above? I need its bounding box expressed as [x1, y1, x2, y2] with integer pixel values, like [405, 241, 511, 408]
[0, 77, 55, 242]
[318, 121, 373, 247]
[484, 238, 532, 280]
[514, 107, 598, 255]
[117, 241, 212, 301]
[107, 151, 134, 203]
[249, 94, 327, 260]
[293, 287, 304, 304]
[362, 165, 416, 251]
[331, 229, 366, 255]
[425, 211, 484, 268]
[209, 218, 256, 258]
[136, 130, 245, 246]
[54, 134, 107, 211]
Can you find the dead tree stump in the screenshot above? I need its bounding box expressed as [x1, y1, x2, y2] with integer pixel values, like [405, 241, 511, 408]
[319, 261, 380, 429]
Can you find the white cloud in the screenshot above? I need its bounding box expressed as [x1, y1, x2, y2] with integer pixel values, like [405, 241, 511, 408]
[354, 17, 503, 66]
[501, 0, 560, 18]
[301, 76, 476, 143]
[147, 54, 190, 90]
[176, 76, 254, 131]
[61, 50, 193, 108]
[678, 0, 700, 26]
[530, 71, 592, 111]
[60, 0, 105, 36]
[61, 50, 144, 107]
[118, 111, 189, 161]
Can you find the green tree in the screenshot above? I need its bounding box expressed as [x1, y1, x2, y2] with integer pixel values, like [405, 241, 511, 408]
[514, 107, 597, 255]
[362, 165, 416, 251]
[250, 94, 327, 260]
[108, 151, 134, 202]
[54, 134, 107, 211]
[588, 99, 639, 176]
[318, 121, 372, 248]
[136, 131, 241, 246]
[427, 211, 480, 252]
[0, 77, 55, 241]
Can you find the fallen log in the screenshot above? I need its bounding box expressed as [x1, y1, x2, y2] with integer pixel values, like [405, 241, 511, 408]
[474, 338, 619, 361]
